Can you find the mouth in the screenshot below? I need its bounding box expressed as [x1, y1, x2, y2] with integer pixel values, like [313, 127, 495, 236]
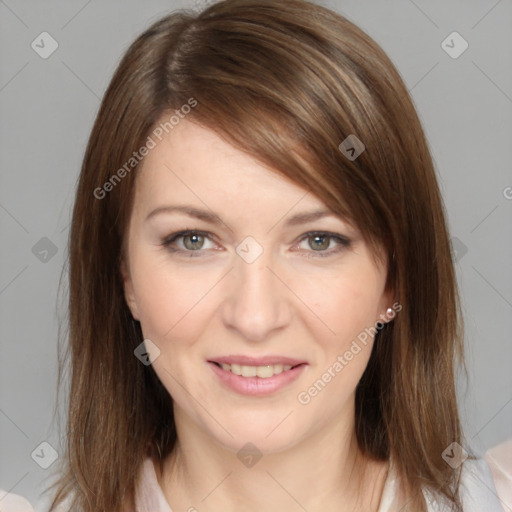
[207, 357, 308, 396]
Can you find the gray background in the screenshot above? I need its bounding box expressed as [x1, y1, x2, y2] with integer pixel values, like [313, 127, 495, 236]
[1, 0, 511, 510]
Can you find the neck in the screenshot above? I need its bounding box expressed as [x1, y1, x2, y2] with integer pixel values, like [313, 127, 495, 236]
[156, 405, 389, 512]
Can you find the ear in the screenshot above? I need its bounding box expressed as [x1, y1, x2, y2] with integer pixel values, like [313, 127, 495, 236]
[120, 257, 140, 321]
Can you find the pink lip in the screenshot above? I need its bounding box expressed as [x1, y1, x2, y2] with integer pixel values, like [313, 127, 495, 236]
[209, 355, 306, 366]
[208, 361, 308, 396]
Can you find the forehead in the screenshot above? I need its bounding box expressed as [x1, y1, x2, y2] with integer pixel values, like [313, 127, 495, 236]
[133, 119, 328, 214]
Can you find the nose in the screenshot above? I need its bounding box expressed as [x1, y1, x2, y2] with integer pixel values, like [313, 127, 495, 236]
[220, 250, 292, 342]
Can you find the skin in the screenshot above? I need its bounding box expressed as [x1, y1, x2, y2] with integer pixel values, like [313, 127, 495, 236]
[121, 118, 395, 512]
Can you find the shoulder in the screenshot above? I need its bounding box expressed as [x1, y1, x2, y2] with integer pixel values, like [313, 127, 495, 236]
[421, 456, 507, 512]
[0, 489, 35, 512]
[382, 454, 509, 512]
[458, 457, 506, 511]
[485, 439, 512, 511]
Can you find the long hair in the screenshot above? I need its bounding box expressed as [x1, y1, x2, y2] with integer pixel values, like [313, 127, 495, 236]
[46, 1, 470, 510]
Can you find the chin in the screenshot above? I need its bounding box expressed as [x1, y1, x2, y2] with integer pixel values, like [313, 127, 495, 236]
[202, 412, 304, 456]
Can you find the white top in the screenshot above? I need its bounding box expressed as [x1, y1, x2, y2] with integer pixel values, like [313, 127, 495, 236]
[134, 455, 508, 512]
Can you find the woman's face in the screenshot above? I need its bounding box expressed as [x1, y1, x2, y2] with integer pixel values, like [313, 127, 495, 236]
[122, 118, 392, 453]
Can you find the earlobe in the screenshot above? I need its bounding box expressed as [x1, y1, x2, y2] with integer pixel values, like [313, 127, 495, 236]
[378, 286, 397, 324]
[120, 258, 140, 321]
[381, 296, 399, 324]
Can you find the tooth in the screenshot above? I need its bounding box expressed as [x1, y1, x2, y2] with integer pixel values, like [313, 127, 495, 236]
[256, 365, 274, 378]
[241, 365, 257, 377]
[219, 363, 299, 378]
[273, 364, 284, 374]
[231, 363, 242, 375]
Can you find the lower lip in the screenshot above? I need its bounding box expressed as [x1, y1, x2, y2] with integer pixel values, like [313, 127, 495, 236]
[208, 362, 307, 396]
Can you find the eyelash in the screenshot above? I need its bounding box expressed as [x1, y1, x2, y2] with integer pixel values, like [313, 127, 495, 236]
[160, 230, 351, 258]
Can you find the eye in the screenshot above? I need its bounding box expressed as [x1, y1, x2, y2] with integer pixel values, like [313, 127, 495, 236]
[294, 231, 351, 256]
[161, 230, 218, 255]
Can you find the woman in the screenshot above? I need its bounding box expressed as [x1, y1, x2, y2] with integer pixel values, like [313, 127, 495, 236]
[46, 0, 507, 511]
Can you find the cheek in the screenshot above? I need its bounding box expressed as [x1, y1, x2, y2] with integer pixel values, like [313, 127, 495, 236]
[293, 267, 381, 350]
[294, 272, 380, 411]
[129, 251, 220, 343]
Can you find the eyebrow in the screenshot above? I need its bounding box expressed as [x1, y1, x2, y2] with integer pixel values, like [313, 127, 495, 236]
[145, 205, 343, 227]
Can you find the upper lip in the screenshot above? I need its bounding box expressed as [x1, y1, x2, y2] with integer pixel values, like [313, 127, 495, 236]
[209, 355, 307, 366]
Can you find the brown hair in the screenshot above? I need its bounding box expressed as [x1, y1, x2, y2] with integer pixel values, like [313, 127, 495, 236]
[46, 1, 472, 510]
